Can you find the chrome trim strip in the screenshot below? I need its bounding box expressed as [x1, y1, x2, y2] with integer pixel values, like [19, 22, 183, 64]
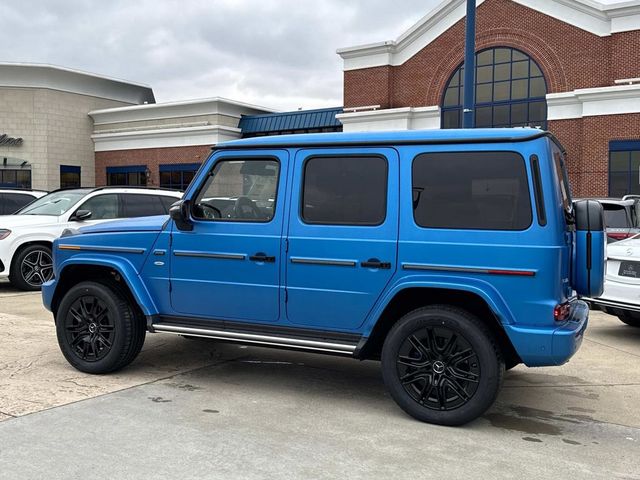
[153, 324, 357, 355]
[402, 263, 536, 276]
[584, 297, 640, 313]
[58, 245, 146, 254]
[174, 251, 246, 261]
[290, 257, 357, 267]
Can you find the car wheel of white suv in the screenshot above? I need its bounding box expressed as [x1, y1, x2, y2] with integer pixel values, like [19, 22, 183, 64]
[617, 311, 640, 328]
[10, 244, 54, 291]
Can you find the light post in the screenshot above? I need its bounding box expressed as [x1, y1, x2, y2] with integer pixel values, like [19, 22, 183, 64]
[462, 0, 476, 128]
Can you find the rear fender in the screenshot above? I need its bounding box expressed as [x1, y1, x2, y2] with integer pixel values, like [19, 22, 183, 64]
[363, 275, 514, 337]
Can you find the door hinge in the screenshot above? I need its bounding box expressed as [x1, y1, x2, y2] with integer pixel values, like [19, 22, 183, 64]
[168, 279, 172, 293]
[284, 288, 288, 303]
[285, 238, 289, 253]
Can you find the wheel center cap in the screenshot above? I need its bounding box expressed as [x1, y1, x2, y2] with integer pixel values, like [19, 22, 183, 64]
[433, 361, 446, 374]
[89, 323, 97, 333]
[34, 266, 40, 272]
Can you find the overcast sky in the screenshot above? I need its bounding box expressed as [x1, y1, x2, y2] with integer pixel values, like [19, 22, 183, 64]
[3, 0, 625, 111]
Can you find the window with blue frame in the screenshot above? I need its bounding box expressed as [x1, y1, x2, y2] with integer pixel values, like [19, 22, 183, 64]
[107, 165, 147, 186]
[60, 165, 81, 188]
[441, 47, 547, 129]
[159, 163, 200, 191]
[610, 141, 640, 197]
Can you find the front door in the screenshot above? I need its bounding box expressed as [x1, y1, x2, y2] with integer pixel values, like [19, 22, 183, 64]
[285, 148, 399, 331]
[169, 151, 287, 323]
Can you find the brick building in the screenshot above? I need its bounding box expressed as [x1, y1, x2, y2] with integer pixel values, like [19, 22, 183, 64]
[337, 0, 640, 197]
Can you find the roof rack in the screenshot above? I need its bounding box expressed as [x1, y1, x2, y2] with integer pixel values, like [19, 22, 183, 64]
[0, 187, 48, 193]
[47, 185, 183, 194]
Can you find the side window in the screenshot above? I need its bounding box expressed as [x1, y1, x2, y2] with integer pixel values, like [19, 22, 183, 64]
[0, 194, 5, 214]
[302, 156, 387, 225]
[193, 158, 279, 222]
[121, 194, 166, 217]
[160, 195, 180, 212]
[412, 151, 532, 230]
[77, 194, 119, 220]
[4, 193, 34, 214]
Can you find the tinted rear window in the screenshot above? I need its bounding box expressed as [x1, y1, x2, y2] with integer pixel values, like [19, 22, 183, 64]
[602, 205, 630, 228]
[412, 151, 532, 230]
[121, 194, 167, 217]
[302, 156, 388, 225]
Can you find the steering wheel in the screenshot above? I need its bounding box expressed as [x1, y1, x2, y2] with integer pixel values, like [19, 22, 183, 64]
[233, 196, 263, 219]
[199, 204, 222, 220]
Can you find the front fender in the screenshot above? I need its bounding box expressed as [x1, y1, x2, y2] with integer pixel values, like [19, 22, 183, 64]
[47, 255, 158, 316]
[361, 274, 515, 337]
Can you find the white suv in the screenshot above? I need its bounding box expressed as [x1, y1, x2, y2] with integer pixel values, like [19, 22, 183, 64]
[0, 187, 182, 290]
[0, 189, 47, 215]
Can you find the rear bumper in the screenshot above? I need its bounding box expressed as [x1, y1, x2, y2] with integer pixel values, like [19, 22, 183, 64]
[504, 300, 589, 367]
[585, 281, 640, 314]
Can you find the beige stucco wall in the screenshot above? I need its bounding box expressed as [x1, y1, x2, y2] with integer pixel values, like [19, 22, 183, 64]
[0, 87, 128, 190]
[92, 113, 240, 133]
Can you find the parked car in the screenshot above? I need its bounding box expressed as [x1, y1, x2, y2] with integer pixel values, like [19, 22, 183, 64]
[0, 188, 47, 215]
[586, 234, 640, 327]
[0, 187, 182, 290]
[589, 197, 640, 242]
[43, 129, 605, 426]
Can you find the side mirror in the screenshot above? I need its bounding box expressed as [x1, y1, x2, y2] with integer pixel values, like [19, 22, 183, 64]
[169, 200, 193, 231]
[73, 210, 92, 221]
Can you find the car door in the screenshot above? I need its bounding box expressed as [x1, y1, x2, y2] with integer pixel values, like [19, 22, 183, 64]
[285, 148, 399, 331]
[169, 151, 287, 323]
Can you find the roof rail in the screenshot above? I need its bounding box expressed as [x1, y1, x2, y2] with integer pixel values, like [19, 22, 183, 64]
[0, 187, 48, 193]
[47, 185, 183, 194]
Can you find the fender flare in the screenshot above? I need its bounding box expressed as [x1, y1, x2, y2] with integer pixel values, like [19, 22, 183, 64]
[54, 255, 159, 316]
[361, 274, 515, 337]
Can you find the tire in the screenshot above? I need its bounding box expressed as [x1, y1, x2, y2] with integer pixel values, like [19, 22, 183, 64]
[617, 311, 640, 328]
[56, 281, 146, 374]
[381, 305, 504, 426]
[9, 244, 54, 291]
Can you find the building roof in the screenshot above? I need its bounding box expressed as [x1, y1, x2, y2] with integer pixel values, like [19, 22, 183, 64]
[89, 97, 274, 125]
[0, 62, 155, 104]
[238, 107, 343, 135]
[218, 127, 548, 149]
[337, 0, 640, 70]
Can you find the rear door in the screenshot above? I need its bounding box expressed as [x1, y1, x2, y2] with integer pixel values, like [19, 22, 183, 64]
[285, 148, 399, 330]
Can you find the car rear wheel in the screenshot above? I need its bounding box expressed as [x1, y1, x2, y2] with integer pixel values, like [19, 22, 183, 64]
[617, 311, 640, 328]
[56, 281, 146, 374]
[9, 244, 54, 291]
[381, 305, 504, 426]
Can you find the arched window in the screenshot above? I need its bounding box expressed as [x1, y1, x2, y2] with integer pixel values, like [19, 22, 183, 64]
[441, 47, 547, 129]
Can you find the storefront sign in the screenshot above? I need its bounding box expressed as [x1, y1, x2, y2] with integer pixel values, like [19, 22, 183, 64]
[0, 134, 23, 146]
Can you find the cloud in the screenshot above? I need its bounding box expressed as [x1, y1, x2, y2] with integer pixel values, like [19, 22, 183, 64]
[0, 0, 440, 110]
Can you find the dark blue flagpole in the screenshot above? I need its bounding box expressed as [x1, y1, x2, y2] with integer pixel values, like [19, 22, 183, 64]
[462, 0, 476, 128]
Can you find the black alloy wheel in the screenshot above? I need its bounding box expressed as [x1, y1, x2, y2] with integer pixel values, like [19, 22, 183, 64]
[56, 281, 146, 374]
[396, 326, 480, 411]
[381, 305, 504, 426]
[63, 295, 115, 362]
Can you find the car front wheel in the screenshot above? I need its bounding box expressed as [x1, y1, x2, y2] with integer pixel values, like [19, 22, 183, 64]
[10, 244, 54, 291]
[381, 305, 504, 426]
[56, 281, 146, 374]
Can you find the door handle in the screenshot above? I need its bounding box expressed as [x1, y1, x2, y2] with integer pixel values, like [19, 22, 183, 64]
[250, 253, 276, 263]
[361, 259, 391, 269]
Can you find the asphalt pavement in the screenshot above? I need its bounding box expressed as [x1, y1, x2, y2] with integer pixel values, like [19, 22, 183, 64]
[0, 280, 638, 479]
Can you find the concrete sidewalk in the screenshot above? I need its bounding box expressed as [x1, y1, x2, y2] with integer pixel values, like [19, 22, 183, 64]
[0, 281, 638, 479]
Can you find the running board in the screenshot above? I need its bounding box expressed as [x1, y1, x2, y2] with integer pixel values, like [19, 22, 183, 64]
[153, 323, 358, 355]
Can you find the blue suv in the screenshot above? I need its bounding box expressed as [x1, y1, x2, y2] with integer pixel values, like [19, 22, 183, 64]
[43, 129, 605, 425]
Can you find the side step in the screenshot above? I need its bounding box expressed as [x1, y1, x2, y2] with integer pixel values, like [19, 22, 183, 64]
[153, 322, 358, 356]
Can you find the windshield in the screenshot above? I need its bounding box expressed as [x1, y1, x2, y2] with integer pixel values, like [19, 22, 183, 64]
[18, 190, 88, 216]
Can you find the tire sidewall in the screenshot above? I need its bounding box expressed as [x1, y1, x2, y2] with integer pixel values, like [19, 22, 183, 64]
[381, 307, 503, 426]
[56, 282, 132, 374]
[10, 244, 53, 291]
